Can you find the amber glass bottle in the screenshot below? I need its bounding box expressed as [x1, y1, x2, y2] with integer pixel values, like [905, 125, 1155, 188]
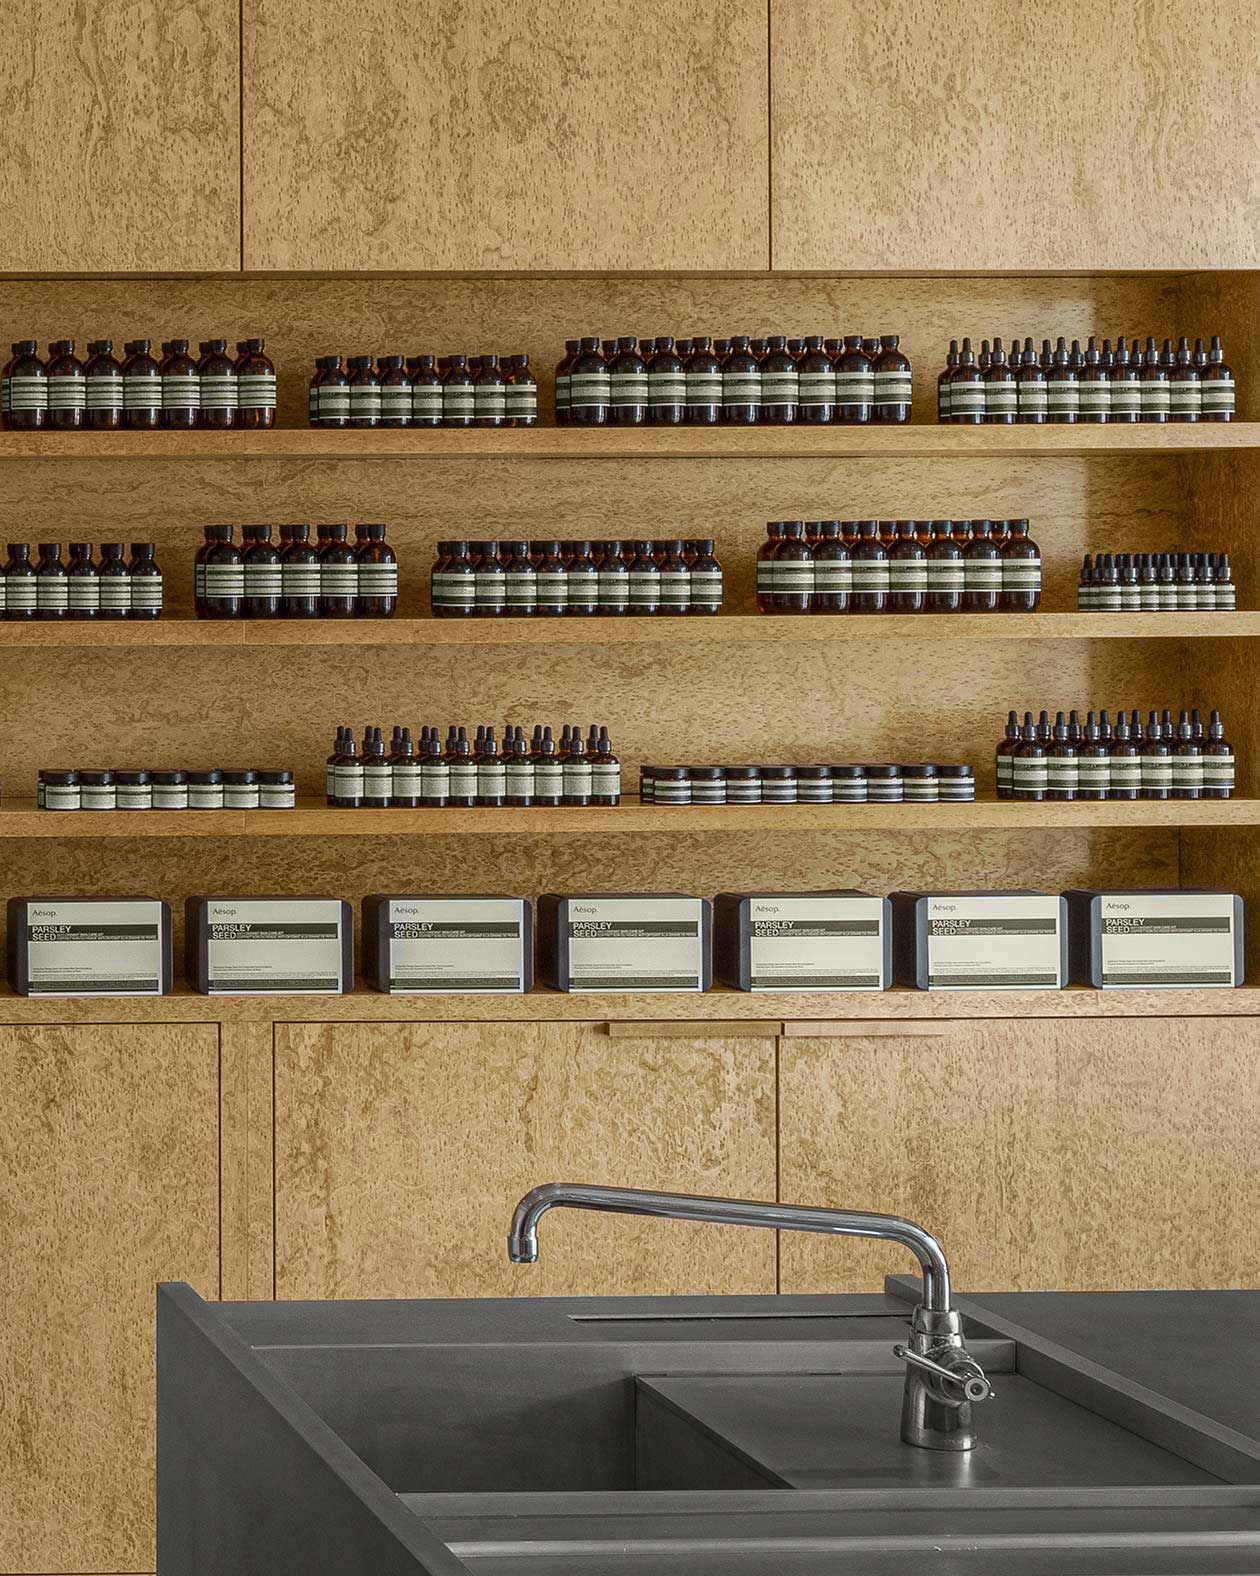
[84, 339, 123, 429]
[760, 334, 798, 424]
[833, 335, 874, 424]
[684, 335, 722, 425]
[319, 523, 357, 618]
[887, 520, 927, 612]
[235, 338, 277, 428]
[46, 340, 86, 430]
[377, 353, 412, 427]
[197, 339, 237, 428]
[161, 338, 200, 429]
[348, 355, 381, 427]
[473, 353, 507, 427]
[5, 341, 46, 429]
[873, 334, 912, 423]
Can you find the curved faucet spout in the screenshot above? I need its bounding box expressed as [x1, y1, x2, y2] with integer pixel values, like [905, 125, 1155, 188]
[507, 1181, 952, 1312]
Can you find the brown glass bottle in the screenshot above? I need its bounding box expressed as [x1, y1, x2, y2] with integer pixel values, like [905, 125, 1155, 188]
[797, 335, 835, 424]
[937, 339, 959, 421]
[1077, 337, 1109, 423]
[242, 525, 282, 618]
[962, 520, 1001, 611]
[949, 337, 984, 423]
[657, 538, 689, 615]
[1011, 713, 1047, 801]
[197, 339, 237, 428]
[553, 339, 580, 424]
[535, 539, 568, 616]
[849, 520, 888, 614]
[161, 338, 200, 429]
[95, 540, 130, 620]
[440, 354, 474, 427]
[569, 338, 610, 426]
[281, 523, 320, 618]
[925, 521, 964, 612]
[1045, 338, 1079, 423]
[46, 340, 85, 430]
[756, 522, 784, 612]
[84, 339, 123, 429]
[684, 335, 722, 425]
[1201, 336, 1235, 422]
[760, 334, 798, 423]
[609, 336, 648, 425]
[772, 521, 813, 613]
[347, 355, 381, 427]
[833, 335, 874, 425]
[66, 541, 99, 620]
[235, 338, 277, 428]
[886, 521, 926, 612]
[377, 354, 412, 427]
[873, 334, 912, 423]
[999, 519, 1040, 611]
[1107, 336, 1140, 422]
[406, 354, 441, 427]
[722, 335, 760, 424]
[4, 341, 46, 429]
[319, 523, 357, 617]
[473, 353, 506, 427]
[126, 541, 161, 621]
[566, 539, 599, 615]
[1140, 336, 1170, 423]
[355, 522, 397, 617]
[438, 540, 475, 618]
[646, 336, 685, 425]
[505, 354, 537, 426]
[1012, 337, 1046, 423]
[34, 542, 68, 619]
[995, 710, 1020, 798]
[1169, 335, 1200, 423]
[121, 339, 162, 429]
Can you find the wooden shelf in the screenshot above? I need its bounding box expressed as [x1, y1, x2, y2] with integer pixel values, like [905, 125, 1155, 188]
[0, 980, 1251, 1025]
[0, 611, 1251, 648]
[3, 795, 1253, 837]
[0, 424, 1256, 460]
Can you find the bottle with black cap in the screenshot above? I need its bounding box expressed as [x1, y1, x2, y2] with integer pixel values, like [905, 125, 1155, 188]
[1108, 713, 1141, 800]
[565, 540, 598, 616]
[686, 538, 722, 615]
[683, 335, 721, 424]
[161, 338, 200, 429]
[419, 729, 449, 805]
[949, 337, 984, 423]
[388, 728, 420, 808]
[34, 543, 67, 620]
[1078, 337, 1109, 423]
[1014, 337, 1047, 423]
[873, 334, 912, 423]
[849, 520, 889, 614]
[361, 728, 392, 808]
[500, 728, 530, 807]
[756, 522, 785, 612]
[590, 728, 620, 805]
[528, 726, 560, 806]
[998, 519, 1040, 611]
[1116, 553, 1140, 612]
[241, 525, 281, 618]
[1046, 712, 1077, 801]
[45, 340, 85, 430]
[560, 727, 592, 805]
[1203, 710, 1234, 799]
[4, 340, 47, 429]
[608, 336, 648, 424]
[887, 521, 926, 613]
[937, 340, 959, 421]
[476, 727, 506, 806]
[962, 520, 1001, 612]
[925, 521, 964, 613]
[995, 709, 1020, 799]
[797, 335, 834, 424]
[1045, 337, 1079, 423]
[85, 339, 123, 429]
[1169, 335, 1201, 422]
[1201, 337, 1234, 422]
[1139, 711, 1171, 800]
[760, 334, 798, 423]
[500, 539, 536, 617]
[625, 539, 658, 616]
[408, 354, 442, 427]
[128, 541, 162, 621]
[1010, 713, 1046, 801]
[1171, 710, 1203, 799]
[721, 335, 760, 424]
[444, 726, 476, 807]
[983, 336, 1016, 424]
[1214, 553, 1236, 611]
[319, 524, 357, 617]
[833, 335, 873, 424]
[235, 338, 277, 428]
[530, 539, 564, 617]
[377, 353, 412, 428]
[199, 527, 241, 620]
[772, 521, 814, 614]
[197, 338, 237, 428]
[646, 335, 685, 425]
[809, 522, 849, 614]
[334, 729, 363, 809]
[1076, 712, 1110, 800]
[66, 542, 99, 620]
[1139, 336, 1170, 422]
[326, 726, 347, 805]
[553, 339, 579, 423]
[469, 541, 504, 618]
[121, 339, 162, 429]
[347, 355, 381, 427]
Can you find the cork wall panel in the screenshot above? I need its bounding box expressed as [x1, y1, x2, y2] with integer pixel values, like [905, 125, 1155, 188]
[0, 829, 1179, 980]
[0, 0, 239, 271]
[242, 0, 768, 270]
[0, 1023, 219, 1571]
[779, 1016, 1260, 1295]
[274, 1021, 776, 1298]
[0, 272, 1197, 428]
[771, 0, 1260, 270]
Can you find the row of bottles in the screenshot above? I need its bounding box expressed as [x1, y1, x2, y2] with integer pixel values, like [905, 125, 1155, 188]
[38, 765, 294, 812]
[0, 541, 160, 619]
[554, 334, 912, 425]
[2, 338, 276, 429]
[431, 538, 723, 617]
[938, 336, 1235, 422]
[309, 353, 537, 427]
[1078, 553, 1235, 612]
[756, 519, 1040, 614]
[640, 760, 975, 805]
[327, 723, 620, 808]
[996, 708, 1234, 800]
[194, 523, 397, 619]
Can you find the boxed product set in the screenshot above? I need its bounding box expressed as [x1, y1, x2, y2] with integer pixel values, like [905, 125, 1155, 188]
[2, 887, 1245, 996]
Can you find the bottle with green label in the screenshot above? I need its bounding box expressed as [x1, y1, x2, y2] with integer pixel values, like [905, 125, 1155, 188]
[85, 339, 123, 429]
[873, 334, 912, 423]
[235, 338, 276, 428]
[377, 354, 412, 427]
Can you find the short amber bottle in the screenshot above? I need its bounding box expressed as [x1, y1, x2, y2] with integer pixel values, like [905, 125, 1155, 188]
[46, 340, 85, 430]
[84, 339, 123, 429]
[161, 338, 200, 429]
[235, 338, 277, 428]
[197, 339, 237, 428]
[377, 354, 412, 427]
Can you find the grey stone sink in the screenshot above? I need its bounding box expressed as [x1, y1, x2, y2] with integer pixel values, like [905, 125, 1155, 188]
[157, 1284, 1260, 1575]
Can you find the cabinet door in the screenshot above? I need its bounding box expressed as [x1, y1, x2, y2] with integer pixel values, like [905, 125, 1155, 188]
[243, 0, 768, 270]
[0, 1024, 220, 1572]
[770, 0, 1260, 270]
[0, 1, 239, 271]
[275, 1021, 776, 1298]
[779, 1017, 1260, 1294]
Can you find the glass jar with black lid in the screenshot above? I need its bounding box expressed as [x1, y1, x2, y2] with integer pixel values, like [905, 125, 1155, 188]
[258, 769, 296, 809]
[188, 769, 225, 810]
[687, 766, 726, 805]
[223, 769, 260, 810]
[115, 769, 152, 811]
[152, 769, 189, 810]
[723, 765, 761, 803]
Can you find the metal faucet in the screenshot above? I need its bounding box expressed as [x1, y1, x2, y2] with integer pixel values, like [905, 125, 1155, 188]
[508, 1182, 991, 1452]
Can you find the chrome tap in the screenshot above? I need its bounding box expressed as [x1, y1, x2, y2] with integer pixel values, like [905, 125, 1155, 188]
[507, 1182, 991, 1451]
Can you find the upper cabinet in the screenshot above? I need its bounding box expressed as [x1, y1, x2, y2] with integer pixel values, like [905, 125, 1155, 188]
[0, 0, 239, 272]
[242, 0, 769, 271]
[770, 0, 1260, 272]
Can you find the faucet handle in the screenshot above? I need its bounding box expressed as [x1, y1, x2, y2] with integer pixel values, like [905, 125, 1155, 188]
[893, 1343, 992, 1404]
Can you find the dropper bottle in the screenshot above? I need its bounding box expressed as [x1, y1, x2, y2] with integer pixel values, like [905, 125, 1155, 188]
[1203, 710, 1234, 799]
[446, 726, 477, 807]
[996, 709, 1020, 799]
[533, 726, 563, 806]
[1046, 711, 1078, 801]
[1141, 711, 1171, 800]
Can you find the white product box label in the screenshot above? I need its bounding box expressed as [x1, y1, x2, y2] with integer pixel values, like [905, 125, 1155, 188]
[24, 899, 164, 996]
[748, 896, 884, 990]
[566, 897, 703, 991]
[205, 899, 344, 994]
[1097, 892, 1236, 987]
[385, 898, 526, 992]
[926, 895, 1062, 989]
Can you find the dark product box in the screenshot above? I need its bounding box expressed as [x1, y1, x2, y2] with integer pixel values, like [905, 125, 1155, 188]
[186, 897, 353, 994]
[1065, 888, 1245, 988]
[7, 896, 173, 997]
[363, 894, 533, 993]
[714, 890, 891, 991]
[538, 892, 712, 992]
[891, 890, 1067, 991]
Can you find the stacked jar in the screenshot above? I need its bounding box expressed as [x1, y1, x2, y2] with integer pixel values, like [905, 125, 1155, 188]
[554, 334, 912, 425]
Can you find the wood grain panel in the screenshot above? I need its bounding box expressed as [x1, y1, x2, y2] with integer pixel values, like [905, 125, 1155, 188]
[274, 1021, 776, 1298]
[0, 272, 1195, 427]
[779, 1017, 1260, 1295]
[0, 0, 238, 271]
[771, 0, 1260, 270]
[220, 1021, 275, 1300]
[0, 1024, 219, 1572]
[242, 0, 768, 270]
